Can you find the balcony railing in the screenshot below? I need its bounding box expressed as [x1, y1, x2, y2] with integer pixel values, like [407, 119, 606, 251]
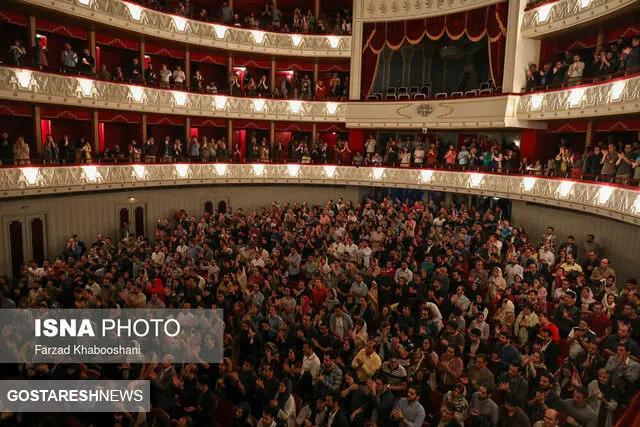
[521, 0, 638, 38]
[3, 163, 640, 226]
[16, 0, 351, 57]
[0, 67, 347, 123]
[518, 73, 640, 119]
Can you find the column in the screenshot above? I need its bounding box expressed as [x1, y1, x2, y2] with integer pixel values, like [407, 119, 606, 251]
[91, 110, 100, 154]
[227, 53, 233, 77]
[139, 41, 145, 68]
[348, 20, 363, 100]
[33, 105, 43, 154]
[502, 0, 541, 93]
[314, 0, 320, 19]
[270, 58, 276, 94]
[270, 122, 275, 151]
[89, 30, 96, 58]
[585, 120, 595, 149]
[27, 16, 37, 47]
[141, 114, 148, 143]
[312, 123, 317, 145]
[227, 120, 233, 156]
[185, 117, 191, 143]
[313, 61, 319, 86]
[185, 47, 191, 90]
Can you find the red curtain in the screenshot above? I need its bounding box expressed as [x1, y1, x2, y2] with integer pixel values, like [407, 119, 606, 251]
[361, 3, 508, 98]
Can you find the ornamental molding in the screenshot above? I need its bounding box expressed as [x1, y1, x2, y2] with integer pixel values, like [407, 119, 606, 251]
[4, 165, 640, 226]
[16, 0, 351, 58]
[0, 67, 347, 123]
[521, 0, 638, 38]
[355, 0, 506, 22]
[517, 74, 640, 120]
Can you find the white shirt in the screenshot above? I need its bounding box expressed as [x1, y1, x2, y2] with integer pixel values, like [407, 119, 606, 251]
[302, 352, 321, 378]
[151, 251, 165, 265]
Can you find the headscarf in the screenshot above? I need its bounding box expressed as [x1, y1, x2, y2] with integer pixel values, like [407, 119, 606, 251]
[602, 293, 616, 315]
[276, 379, 292, 411]
[237, 402, 252, 421]
[580, 286, 595, 311]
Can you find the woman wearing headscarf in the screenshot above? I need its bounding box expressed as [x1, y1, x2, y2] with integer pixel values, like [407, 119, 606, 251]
[602, 293, 616, 316]
[580, 286, 595, 311]
[587, 368, 618, 427]
[232, 402, 256, 427]
[488, 267, 506, 301]
[272, 379, 296, 427]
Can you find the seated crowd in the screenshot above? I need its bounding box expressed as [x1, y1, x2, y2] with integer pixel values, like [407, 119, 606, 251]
[137, 0, 352, 35]
[4, 129, 640, 185]
[8, 40, 348, 99]
[524, 36, 640, 91]
[5, 196, 640, 427]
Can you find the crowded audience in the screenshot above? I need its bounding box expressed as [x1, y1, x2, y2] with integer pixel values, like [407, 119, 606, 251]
[524, 36, 640, 91]
[3, 130, 640, 185]
[2, 193, 639, 426]
[134, 0, 352, 35]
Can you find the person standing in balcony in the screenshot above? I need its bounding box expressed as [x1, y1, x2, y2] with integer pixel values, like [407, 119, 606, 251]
[9, 40, 26, 66]
[13, 136, 30, 165]
[229, 73, 242, 96]
[97, 64, 112, 80]
[145, 63, 157, 85]
[60, 42, 78, 74]
[550, 61, 566, 86]
[257, 75, 269, 97]
[0, 131, 13, 165]
[80, 137, 92, 163]
[144, 137, 156, 163]
[193, 70, 205, 92]
[173, 66, 186, 89]
[615, 143, 635, 184]
[565, 54, 585, 85]
[129, 58, 143, 84]
[31, 37, 48, 70]
[79, 48, 95, 76]
[621, 37, 640, 74]
[600, 142, 618, 181]
[315, 80, 326, 100]
[159, 64, 171, 88]
[526, 64, 541, 89]
[219, 1, 234, 25]
[43, 134, 59, 164]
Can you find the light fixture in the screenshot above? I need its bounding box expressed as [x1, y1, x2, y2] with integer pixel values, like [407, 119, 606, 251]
[537, 3, 553, 22]
[568, 88, 585, 107]
[172, 91, 188, 106]
[324, 165, 337, 178]
[78, 0, 91, 5]
[215, 163, 228, 176]
[557, 181, 574, 197]
[468, 173, 484, 187]
[522, 176, 537, 191]
[124, 2, 143, 20]
[251, 30, 265, 44]
[82, 165, 101, 182]
[233, 66, 246, 72]
[610, 80, 626, 101]
[372, 168, 385, 180]
[213, 24, 227, 39]
[291, 34, 303, 47]
[175, 164, 189, 177]
[597, 185, 613, 204]
[512, 138, 521, 148]
[580, 0, 591, 7]
[327, 36, 340, 48]
[172, 16, 187, 31]
[129, 85, 145, 102]
[252, 99, 266, 112]
[128, 197, 136, 203]
[420, 170, 433, 183]
[15, 70, 33, 88]
[287, 164, 300, 177]
[530, 93, 544, 110]
[132, 165, 147, 179]
[289, 100, 302, 113]
[214, 96, 228, 110]
[21, 167, 40, 185]
[326, 102, 338, 115]
[77, 78, 94, 97]
[252, 164, 265, 176]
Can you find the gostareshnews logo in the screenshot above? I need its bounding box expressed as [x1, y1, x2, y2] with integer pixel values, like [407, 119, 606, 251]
[0, 309, 224, 363]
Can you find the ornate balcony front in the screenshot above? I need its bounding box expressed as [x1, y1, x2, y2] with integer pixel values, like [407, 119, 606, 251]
[3, 164, 640, 226]
[517, 74, 640, 120]
[14, 0, 351, 58]
[0, 67, 347, 123]
[355, 0, 507, 22]
[521, 0, 638, 38]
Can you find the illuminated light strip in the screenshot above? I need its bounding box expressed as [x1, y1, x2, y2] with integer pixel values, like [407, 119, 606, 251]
[327, 36, 340, 48]
[172, 91, 188, 106]
[213, 24, 227, 39]
[214, 96, 228, 110]
[215, 164, 228, 176]
[372, 168, 385, 180]
[21, 167, 40, 185]
[132, 165, 147, 179]
[326, 102, 338, 115]
[175, 164, 189, 177]
[77, 78, 94, 97]
[568, 88, 585, 107]
[610, 80, 626, 101]
[420, 170, 434, 183]
[557, 181, 574, 197]
[252, 164, 265, 176]
[287, 164, 300, 177]
[173, 16, 187, 31]
[324, 165, 337, 178]
[468, 173, 484, 187]
[291, 35, 303, 47]
[597, 185, 613, 204]
[522, 177, 537, 191]
[251, 30, 266, 44]
[129, 85, 145, 102]
[82, 165, 101, 182]
[289, 100, 302, 113]
[253, 99, 266, 112]
[15, 70, 33, 88]
[530, 94, 544, 110]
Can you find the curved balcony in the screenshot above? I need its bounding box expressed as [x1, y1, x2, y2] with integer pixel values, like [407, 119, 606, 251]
[521, 0, 638, 38]
[518, 73, 640, 120]
[0, 67, 347, 123]
[3, 164, 640, 226]
[15, 0, 351, 58]
[355, 0, 506, 22]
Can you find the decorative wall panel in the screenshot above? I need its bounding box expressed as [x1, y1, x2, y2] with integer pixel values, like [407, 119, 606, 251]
[355, 0, 507, 22]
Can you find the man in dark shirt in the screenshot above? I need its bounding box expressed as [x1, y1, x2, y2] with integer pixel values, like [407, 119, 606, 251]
[553, 290, 581, 338]
[79, 48, 95, 75]
[129, 58, 143, 83]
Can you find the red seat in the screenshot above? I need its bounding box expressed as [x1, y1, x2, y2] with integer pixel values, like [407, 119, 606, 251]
[216, 399, 236, 427]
